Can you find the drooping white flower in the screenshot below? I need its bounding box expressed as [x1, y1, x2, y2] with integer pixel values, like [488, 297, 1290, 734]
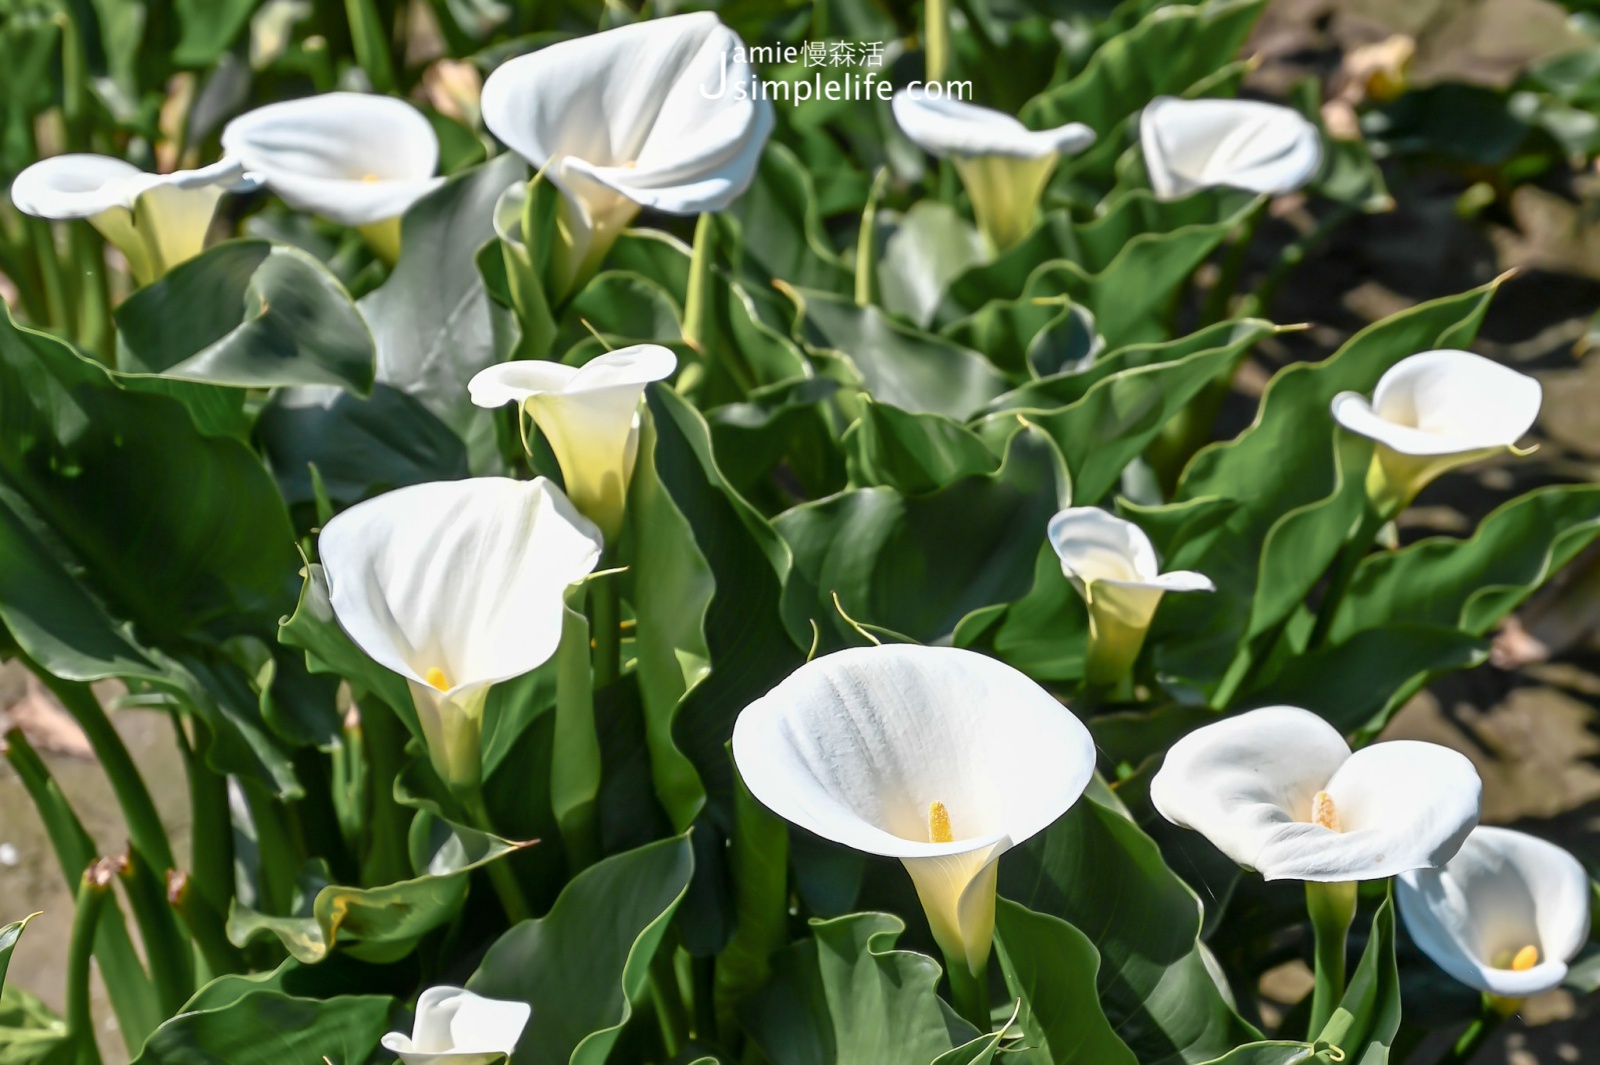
[468, 345, 677, 542]
[1331, 350, 1542, 515]
[1047, 508, 1214, 686]
[731, 645, 1096, 976]
[221, 92, 444, 259]
[1139, 96, 1322, 202]
[319, 477, 603, 790]
[892, 92, 1095, 252]
[479, 13, 773, 286]
[381, 986, 531, 1065]
[11, 154, 245, 284]
[1398, 826, 1590, 1000]
[1150, 706, 1482, 882]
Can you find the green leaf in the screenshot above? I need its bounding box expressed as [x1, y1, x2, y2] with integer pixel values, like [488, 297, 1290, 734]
[130, 990, 395, 1065]
[845, 402, 1000, 494]
[114, 240, 375, 393]
[993, 898, 1138, 1065]
[878, 202, 987, 329]
[740, 912, 962, 1065]
[173, 0, 261, 65]
[999, 790, 1258, 1064]
[0, 914, 37, 994]
[469, 834, 694, 1065]
[724, 144, 854, 295]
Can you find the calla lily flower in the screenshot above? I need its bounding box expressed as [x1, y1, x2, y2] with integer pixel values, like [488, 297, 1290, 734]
[731, 645, 1096, 980]
[1139, 96, 1322, 202]
[479, 13, 773, 287]
[1331, 350, 1542, 516]
[1150, 706, 1482, 882]
[381, 986, 531, 1064]
[468, 345, 677, 542]
[1047, 508, 1214, 686]
[11, 154, 245, 284]
[1398, 826, 1590, 1001]
[892, 92, 1095, 252]
[221, 93, 444, 261]
[319, 477, 603, 791]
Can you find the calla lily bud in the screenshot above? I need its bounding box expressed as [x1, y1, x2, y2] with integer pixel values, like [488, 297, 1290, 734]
[891, 93, 1095, 252]
[1398, 826, 1590, 1003]
[731, 645, 1096, 978]
[1139, 96, 1322, 202]
[11, 155, 245, 284]
[1047, 508, 1214, 687]
[221, 92, 445, 261]
[468, 346, 677, 543]
[381, 986, 531, 1064]
[1151, 706, 1482, 882]
[319, 477, 604, 793]
[480, 13, 772, 288]
[1331, 350, 1542, 516]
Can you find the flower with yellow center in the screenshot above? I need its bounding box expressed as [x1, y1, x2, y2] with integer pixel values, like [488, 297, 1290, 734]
[1331, 350, 1542, 517]
[11, 155, 246, 285]
[1150, 706, 1482, 882]
[468, 345, 677, 543]
[730, 645, 1096, 993]
[1399, 826, 1590, 1002]
[319, 477, 603, 792]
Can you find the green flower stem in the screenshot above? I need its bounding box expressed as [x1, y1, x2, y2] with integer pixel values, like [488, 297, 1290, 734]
[924, 0, 950, 83]
[462, 788, 532, 925]
[855, 167, 890, 308]
[1308, 504, 1387, 649]
[591, 574, 622, 690]
[359, 698, 415, 888]
[554, 597, 602, 871]
[1197, 198, 1266, 328]
[178, 720, 236, 922]
[166, 869, 246, 980]
[682, 212, 715, 352]
[1439, 1000, 1508, 1065]
[68, 860, 116, 1065]
[649, 945, 691, 1057]
[945, 952, 992, 1034]
[115, 849, 195, 1015]
[68, 224, 111, 358]
[343, 0, 395, 93]
[27, 217, 70, 335]
[1305, 879, 1357, 1038]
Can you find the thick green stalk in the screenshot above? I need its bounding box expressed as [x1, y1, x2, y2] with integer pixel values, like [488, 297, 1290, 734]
[590, 576, 622, 690]
[27, 217, 70, 335]
[855, 168, 890, 308]
[649, 946, 691, 1057]
[116, 849, 194, 1015]
[554, 599, 602, 871]
[945, 952, 991, 1033]
[68, 861, 116, 1065]
[1305, 880, 1357, 1038]
[68, 225, 111, 358]
[1440, 1002, 1506, 1065]
[177, 719, 236, 924]
[343, 0, 395, 92]
[682, 212, 715, 351]
[167, 870, 246, 980]
[924, 0, 949, 83]
[462, 788, 532, 924]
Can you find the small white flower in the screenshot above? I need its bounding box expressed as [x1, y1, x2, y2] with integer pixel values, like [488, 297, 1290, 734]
[319, 477, 603, 791]
[1332, 350, 1542, 514]
[892, 92, 1094, 252]
[381, 986, 531, 1065]
[1139, 96, 1322, 201]
[222, 93, 444, 258]
[1399, 826, 1590, 1000]
[11, 154, 244, 284]
[1151, 706, 1482, 882]
[480, 13, 773, 285]
[468, 345, 677, 542]
[731, 645, 1096, 976]
[1047, 508, 1213, 685]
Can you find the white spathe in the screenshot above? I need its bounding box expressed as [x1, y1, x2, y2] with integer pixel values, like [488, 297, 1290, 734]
[731, 645, 1096, 974]
[1331, 350, 1542, 513]
[1140, 96, 1322, 201]
[468, 345, 677, 542]
[381, 986, 531, 1065]
[319, 477, 603, 790]
[480, 13, 773, 284]
[892, 92, 1095, 253]
[11, 154, 245, 284]
[221, 92, 444, 256]
[1047, 507, 1213, 685]
[1398, 826, 1590, 1000]
[1151, 706, 1482, 882]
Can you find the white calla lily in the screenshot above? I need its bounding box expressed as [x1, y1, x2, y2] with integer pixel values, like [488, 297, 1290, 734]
[381, 986, 531, 1065]
[1398, 826, 1590, 1001]
[11, 154, 244, 284]
[731, 645, 1096, 985]
[468, 345, 677, 542]
[319, 477, 603, 791]
[1331, 350, 1542, 515]
[892, 92, 1094, 252]
[1139, 96, 1322, 202]
[1150, 706, 1482, 882]
[480, 13, 773, 287]
[1047, 507, 1213, 686]
[221, 92, 444, 260]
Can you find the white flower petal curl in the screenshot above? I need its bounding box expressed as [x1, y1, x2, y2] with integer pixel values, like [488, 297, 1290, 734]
[1140, 96, 1322, 201]
[1151, 707, 1482, 882]
[890, 94, 1095, 160]
[1399, 826, 1590, 999]
[1330, 350, 1541, 458]
[381, 986, 531, 1065]
[221, 92, 444, 225]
